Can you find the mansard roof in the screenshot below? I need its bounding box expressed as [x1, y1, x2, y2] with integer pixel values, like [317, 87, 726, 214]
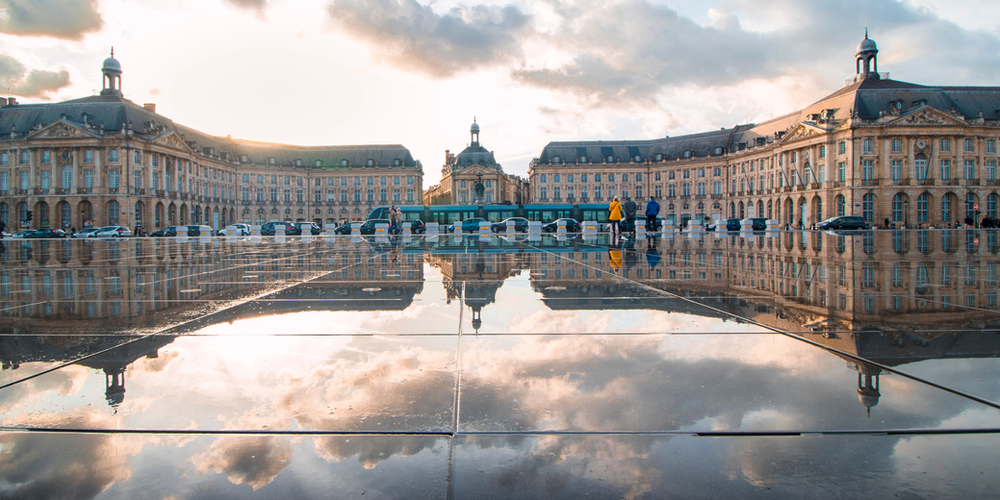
[537, 126, 753, 164]
[0, 94, 419, 168]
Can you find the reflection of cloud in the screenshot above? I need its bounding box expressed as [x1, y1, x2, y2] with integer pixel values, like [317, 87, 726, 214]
[131, 349, 180, 373]
[191, 436, 292, 490]
[0, 54, 71, 99]
[0, 0, 103, 40]
[225, 0, 266, 12]
[0, 414, 132, 500]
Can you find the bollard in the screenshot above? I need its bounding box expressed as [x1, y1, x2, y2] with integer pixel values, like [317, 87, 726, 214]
[454, 223, 463, 236]
[506, 220, 516, 233]
[275, 224, 286, 237]
[324, 223, 336, 237]
[557, 220, 567, 234]
[582, 220, 597, 235]
[636, 219, 646, 235]
[479, 221, 491, 236]
[402, 222, 411, 236]
[375, 223, 389, 237]
[425, 222, 439, 236]
[350, 222, 361, 237]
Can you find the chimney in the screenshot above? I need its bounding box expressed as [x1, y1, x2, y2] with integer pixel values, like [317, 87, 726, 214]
[6, 97, 17, 106]
[0, 98, 7, 107]
[143, 103, 156, 113]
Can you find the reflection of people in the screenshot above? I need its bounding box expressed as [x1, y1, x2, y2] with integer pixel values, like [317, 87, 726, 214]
[609, 197, 622, 236]
[645, 246, 660, 269]
[609, 245, 622, 272]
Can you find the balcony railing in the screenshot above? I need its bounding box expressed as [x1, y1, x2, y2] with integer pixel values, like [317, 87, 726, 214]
[109, 188, 119, 194]
[77, 187, 92, 194]
[861, 179, 879, 187]
[968, 178, 981, 186]
[988, 179, 1000, 186]
[33, 188, 49, 195]
[134, 188, 146, 195]
[241, 200, 251, 205]
[156, 190, 166, 197]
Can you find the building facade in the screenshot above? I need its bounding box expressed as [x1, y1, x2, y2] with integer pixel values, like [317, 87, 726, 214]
[529, 34, 1000, 229]
[423, 121, 525, 206]
[0, 54, 423, 231]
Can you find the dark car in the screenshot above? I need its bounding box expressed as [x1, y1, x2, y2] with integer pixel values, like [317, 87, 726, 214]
[405, 220, 426, 234]
[748, 217, 769, 231]
[622, 216, 664, 232]
[816, 215, 868, 230]
[491, 217, 529, 233]
[260, 221, 302, 236]
[358, 219, 392, 235]
[542, 218, 582, 233]
[23, 228, 67, 238]
[708, 218, 743, 231]
[446, 218, 487, 233]
[296, 222, 322, 235]
[149, 225, 182, 237]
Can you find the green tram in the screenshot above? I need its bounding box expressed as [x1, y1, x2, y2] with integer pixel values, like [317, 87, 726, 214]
[367, 203, 617, 226]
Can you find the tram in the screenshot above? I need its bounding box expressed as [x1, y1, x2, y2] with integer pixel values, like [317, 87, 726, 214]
[367, 203, 611, 226]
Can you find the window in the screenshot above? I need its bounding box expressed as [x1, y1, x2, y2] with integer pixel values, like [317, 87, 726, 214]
[41, 170, 50, 190]
[0, 153, 7, 166]
[862, 160, 874, 181]
[622, 174, 628, 182]
[594, 174, 601, 182]
[712, 181, 721, 196]
[654, 172, 660, 181]
[150, 154, 157, 167]
[942, 194, 952, 222]
[539, 187, 547, 200]
[966, 160, 976, 180]
[862, 193, 874, 222]
[989, 193, 998, 218]
[837, 194, 845, 217]
[554, 174, 560, 183]
[915, 155, 927, 180]
[581, 174, 587, 183]
[540, 174, 547, 183]
[41, 151, 50, 164]
[917, 193, 928, 222]
[838, 162, 845, 182]
[940, 159, 951, 180]
[891, 138, 902, 152]
[967, 193, 977, 219]
[964, 138, 975, 153]
[838, 141, 846, 155]
[819, 145, 826, 158]
[60, 166, 73, 189]
[863, 138, 874, 153]
[791, 152, 797, 163]
[134, 151, 141, 164]
[941, 138, 951, 152]
[987, 160, 997, 181]
[891, 160, 902, 182]
[988, 139, 997, 154]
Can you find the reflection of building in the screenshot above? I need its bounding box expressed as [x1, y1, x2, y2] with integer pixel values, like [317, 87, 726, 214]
[426, 249, 525, 332]
[422, 120, 525, 206]
[529, 33, 1000, 229]
[0, 53, 422, 232]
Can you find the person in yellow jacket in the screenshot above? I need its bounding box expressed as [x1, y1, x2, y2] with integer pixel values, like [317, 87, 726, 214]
[609, 196, 623, 236]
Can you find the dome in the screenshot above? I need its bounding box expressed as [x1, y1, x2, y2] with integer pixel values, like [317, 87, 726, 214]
[103, 48, 122, 74]
[470, 121, 480, 133]
[454, 145, 497, 169]
[856, 35, 877, 54]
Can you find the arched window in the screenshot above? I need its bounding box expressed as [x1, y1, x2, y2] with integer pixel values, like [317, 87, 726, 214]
[108, 200, 120, 225]
[967, 193, 978, 219]
[917, 193, 929, 223]
[816, 196, 822, 221]
[892, 193, 906, 222]
[836, 194, 845, 217]
[862, 194, 874, 222]
[915, 154, 928, 181]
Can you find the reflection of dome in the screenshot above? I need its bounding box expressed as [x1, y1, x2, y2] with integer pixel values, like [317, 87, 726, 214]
[858, 392, 879, 410]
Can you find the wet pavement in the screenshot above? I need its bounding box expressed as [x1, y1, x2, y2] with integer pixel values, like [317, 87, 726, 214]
[1, 230, 1000, 498]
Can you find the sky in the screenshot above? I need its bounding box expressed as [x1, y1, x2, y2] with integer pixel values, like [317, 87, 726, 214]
[1, 0, 999, 186]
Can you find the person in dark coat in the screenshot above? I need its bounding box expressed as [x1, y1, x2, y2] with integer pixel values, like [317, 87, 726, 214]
[623, 197, 637, 233]
[645, 196, 660, 232]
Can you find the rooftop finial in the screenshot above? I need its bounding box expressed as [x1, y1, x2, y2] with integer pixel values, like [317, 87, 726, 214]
[111, 46, 114, 58]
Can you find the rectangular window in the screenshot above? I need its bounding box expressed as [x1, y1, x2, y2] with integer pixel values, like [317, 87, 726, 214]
[838, 162, 846, 182]
[0, 172, 8, 191]
[41, 170, 50, 190]
[940, 159, 951, 180]
[838, 141, 846, 155]
[594, 174, 601, 182]
[819, 145, 826, 158]
[654, 172, 660, 181]
[41, 151, 51, 164]
[862, 160, 874, 181]
[964, 138, 975, 152]
[19, 171, 28, 190]
[891, 138, 901, 152]
[863, 139, 874, 153]
[554, 174, 560, 183]
[539, 187, 547, 200]
[988, 139, 997, 154]
[941, 138, 951, 152]
[540, 174, 547, 183]
[84, 169, 93, 189]
[987, 160, 997, 181]
[891, 160, 902, 181]
[109, 169, 119, 189]
[134, 151, 141, 164]
[712, 181, 721, 195]
[966, 160, 976, 180]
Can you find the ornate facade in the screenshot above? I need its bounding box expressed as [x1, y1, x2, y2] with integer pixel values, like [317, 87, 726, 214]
[422, 121, 525, 205]
[529, 33, 1000, 229]
[0, 54, 423, 231]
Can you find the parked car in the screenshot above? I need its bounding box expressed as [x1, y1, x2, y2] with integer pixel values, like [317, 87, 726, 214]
[334, 222, 358, 235]
[295, 222, 322, 235]
[23, 228, 67, 238]
[72, 227, 101, 238]
[491, 217, 529, 233]
[708, 218, 743, 232]
[149, 226, 182, 237]
[542, 218, 582, 233]
[185, 225, 215, 236]
[218, 223, 251, 236]
[94, 225, 133, 238]
[446, 218, 487, 233]
[816, 215, 868, 230]
[404, 220, 426, 234]
[260, 221, 301, 236]
[11, 229, 36, 238]
[358, 219, 392, 235]
[748, 217, 769, 231]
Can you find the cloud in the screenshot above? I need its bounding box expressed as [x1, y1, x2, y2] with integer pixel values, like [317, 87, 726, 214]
[0, 53, 71, 99]
[0, 0, 103, 40]
[326, 0, 531, 78]
[225, 0, 267, 12]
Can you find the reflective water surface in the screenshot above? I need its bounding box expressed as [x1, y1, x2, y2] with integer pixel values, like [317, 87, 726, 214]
[2, 231, 1000, 498]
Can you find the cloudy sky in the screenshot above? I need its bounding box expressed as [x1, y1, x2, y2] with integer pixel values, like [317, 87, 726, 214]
[1, 0, 998, 185]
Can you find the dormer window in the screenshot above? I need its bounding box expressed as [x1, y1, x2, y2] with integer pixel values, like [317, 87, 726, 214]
[315, 160, 322, 167]
[551, 155, 560, 164]
[579, 156, 587, 163]
[655, 153, 663, 161]
[294, 159, 303, 166]
[366, 159, 375, 166]
[632, 155, 642, 162]
[393, 158, 402, 166]
[341, 159, 349, 166]
[268, 157, 276, 165]
[683, 150, 692, 158]
[713, 147, 723, 155]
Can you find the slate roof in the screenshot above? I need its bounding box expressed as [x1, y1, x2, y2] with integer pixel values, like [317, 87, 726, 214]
[453, 144, 498, 169]
[0, 94, 419, 168]
[536, 78, 1000, 164]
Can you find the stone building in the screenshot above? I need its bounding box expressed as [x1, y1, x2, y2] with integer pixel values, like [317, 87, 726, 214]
[0, 53, 423, 231]
[529, 32, 1000, 229]
[423, 120, 525, 205]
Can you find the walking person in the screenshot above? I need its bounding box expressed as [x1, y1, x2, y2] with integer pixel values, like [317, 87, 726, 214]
[0, 217, 6, 238]
[389, 205, 399, 234]
[609, 196, 623, 236]
[623, 197, 637, 234]
[392, 206, 403, 234]
[645, 196, 660, 233]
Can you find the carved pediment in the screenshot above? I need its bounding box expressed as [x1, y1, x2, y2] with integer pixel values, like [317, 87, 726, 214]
[153, 132, 193, 152]
[778, 123, 828, 144]
[889, 106, 967, 127]
[29, 120, 97, 139]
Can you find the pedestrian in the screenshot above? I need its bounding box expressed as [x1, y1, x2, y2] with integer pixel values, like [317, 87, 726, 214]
[392, 206, 403, 234]
[883, 217, 890, 229]
[0, 217, 6, 238]
[609, 196, 623, 236]
[623, 197, 637, 234]
[645, 196, 660, 232]
[389, 205, 398, 234]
